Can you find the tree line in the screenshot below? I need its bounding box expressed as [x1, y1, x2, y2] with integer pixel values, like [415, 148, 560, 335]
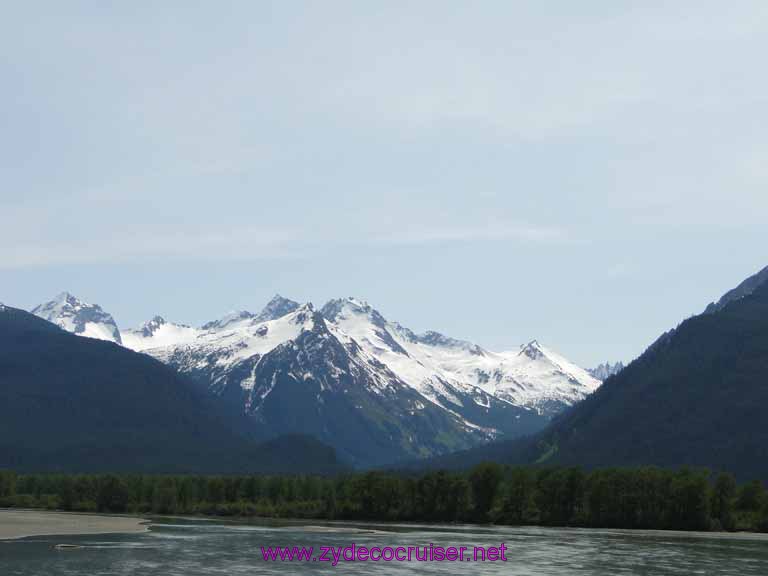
[1, 465, 766, 532]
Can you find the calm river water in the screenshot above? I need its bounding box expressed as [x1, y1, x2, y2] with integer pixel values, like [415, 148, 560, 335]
[2, 517, 768, 575]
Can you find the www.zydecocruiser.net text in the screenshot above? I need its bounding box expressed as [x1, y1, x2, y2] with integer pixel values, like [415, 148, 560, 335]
[261, 543, 509, 566]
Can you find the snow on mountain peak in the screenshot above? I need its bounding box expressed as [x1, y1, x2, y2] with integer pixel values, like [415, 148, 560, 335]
[28, 289, 602, 433]
[45, 291, 86, 311]
[256, 294, 301, 322]
[122, 300, 318, 358]
[316, 299, 600, 417]
[55, 290, 74, 302]
[321, 297, 370, 320]
[291, 302, 315, 323]
[139, 315, 167, 334]
[413, 330, 486, 356]
[201, 310, 255, 331]
[321, 297, 400, 336]
[31, 293, 122, 344]
[519, 339, 544, 360]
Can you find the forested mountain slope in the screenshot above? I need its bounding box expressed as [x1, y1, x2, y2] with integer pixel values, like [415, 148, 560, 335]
[420, 268, 768, 481]
[0, 305, 345, 475]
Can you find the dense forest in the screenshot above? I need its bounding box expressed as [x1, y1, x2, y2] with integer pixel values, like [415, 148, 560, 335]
[1, 465, 766, 533]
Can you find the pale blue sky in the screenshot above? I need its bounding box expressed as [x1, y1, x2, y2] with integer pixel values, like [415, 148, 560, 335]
[2, 1, 766, 366]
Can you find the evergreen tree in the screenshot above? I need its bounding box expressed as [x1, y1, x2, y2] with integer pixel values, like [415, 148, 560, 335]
[711, 473, 737, 530]
[97, 475, 130, 512]
[469, 462, 503, 522]
[152, 478, 178, 514]
[668, 469, 711, 531]
[502, 468, 537, 524]
[0, 470, 16, 498]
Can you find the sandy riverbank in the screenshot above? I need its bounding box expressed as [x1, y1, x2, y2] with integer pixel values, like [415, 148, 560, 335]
[0, 509, 149, 540]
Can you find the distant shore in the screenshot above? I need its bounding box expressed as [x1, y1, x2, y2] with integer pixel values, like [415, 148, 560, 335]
[0, 509, 149, 540]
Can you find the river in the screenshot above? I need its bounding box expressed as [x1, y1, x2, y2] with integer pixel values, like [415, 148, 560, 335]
[2, 517, 767, 575]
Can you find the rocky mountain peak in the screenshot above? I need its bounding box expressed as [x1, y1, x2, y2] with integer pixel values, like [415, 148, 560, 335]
[31, 293, 122, 344]
[519, 339, 544, 360]
[705, 264, 768, 314]
[589, 361, 625, 381]
[136, 316, 173, 337]
[256, 294, 301, 322]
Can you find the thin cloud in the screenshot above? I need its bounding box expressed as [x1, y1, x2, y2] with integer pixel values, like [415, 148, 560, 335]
[372, 221, 577, 246]
[0, 220, 579, 269]
[0, 227, 305, 269]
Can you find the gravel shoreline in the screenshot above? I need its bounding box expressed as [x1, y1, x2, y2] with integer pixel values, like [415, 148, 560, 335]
[0, 509, 149, 540]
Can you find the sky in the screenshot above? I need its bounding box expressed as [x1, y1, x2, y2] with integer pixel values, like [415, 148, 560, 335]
[1, 1, 767, 367]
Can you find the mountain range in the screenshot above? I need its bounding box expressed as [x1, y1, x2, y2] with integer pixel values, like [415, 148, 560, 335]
[423, 264, 768, 481]
[5, 262, 767, 477]
[28, 293, 603, 467]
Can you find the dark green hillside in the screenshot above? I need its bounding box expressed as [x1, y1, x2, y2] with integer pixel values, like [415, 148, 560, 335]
[0, 305, 345, 475]
[536, 280, 768, 480]
[418, 270, 768, 482]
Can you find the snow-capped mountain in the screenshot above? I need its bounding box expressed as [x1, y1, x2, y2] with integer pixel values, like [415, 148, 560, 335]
[153, 302, 320, 396]
[127, 302, 527, 465]
[29, 292, 602, 466]
[589, 361, 625, 381]
[198, 296, 300, 331]
[31, 292, 122, 344]
[254, 294, 301, 322]
[121, 316, 199, 352]
[320, 298, 600, 417]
